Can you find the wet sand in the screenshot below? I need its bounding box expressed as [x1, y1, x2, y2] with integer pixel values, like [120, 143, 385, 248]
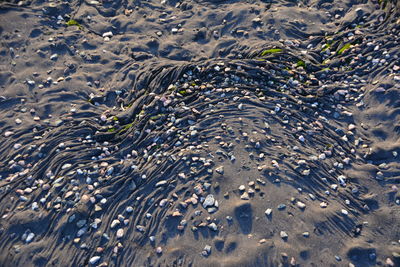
[0, 0, 400, 266]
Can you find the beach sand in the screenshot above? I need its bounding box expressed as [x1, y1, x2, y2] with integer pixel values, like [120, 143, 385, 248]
[0, 0, 399, 266]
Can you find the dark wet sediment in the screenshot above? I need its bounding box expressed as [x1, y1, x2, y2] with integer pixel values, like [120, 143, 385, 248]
[0, 0, 400, 266]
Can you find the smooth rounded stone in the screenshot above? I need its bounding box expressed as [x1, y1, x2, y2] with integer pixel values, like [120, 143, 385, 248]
[89, 256, 101, 265]
[296, 201, 306, 209]
[77, 228, 87, 237]
[76, 220, 87, 228]
[208, 222, 218, 231]
[31, 202, 38, 211]
[13, 143, 22, 149]
[298, 135, 305, 142]
[126, 206, 133, 213]
[116, 228, 124, 238]
[4, 131, 14, 137]
[155, 180, 167, 187]
[302, 232, 310, 237]
[280, 231, 288, 239]
[202, 245, 211, 256]
[156, 246, 162, 254]
[102, 31, 113, 38]
[203, 194, 215, 208]
[215, 166, 224, 174]
[50, 54, 58, 60]
[15, 118, 22, 124]
[25, 232, 35, 243]
[341, 209, 349, 215]
[277, 204, 286, 210]
[61, 163, 72, 170]
[110, 219, 120, 229]
[238, 185, 246, 191]
[320, 202, 328, 208]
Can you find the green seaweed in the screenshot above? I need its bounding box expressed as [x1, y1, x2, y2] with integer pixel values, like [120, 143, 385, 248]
[337, 43, 351, 55]
[66, 19, 83, 30]
[261, 48, 282, 56]
[296, 60, 306, 68]
[118, 123, 134, 134]
[107, 128, 116, 132]
[150, 113, 165, 120]
[178, 90, 188, 95]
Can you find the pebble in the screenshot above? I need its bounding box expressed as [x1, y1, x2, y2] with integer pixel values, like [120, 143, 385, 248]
[116, 228, 124, 238]
[156, 246, 163, 254]
[215, 166, 224, 174]
[203, 194, 215, 208]
[25, 232, 35, 243]
[50, 54, 58, 60]
[61, 163, 72, 170]
[296, 201, 306, 209]
[208, 222, 218, 231]
[4, 131, 14, 137]
[111, 219, 120, 229]
[265, 208, 272, 216]
[89, 256, 101, 265]
[202, 245, 211, 256]
[280, 231, 288, 239]
[102, 31, 113, 38]
[240, 192, 249, 200]
[126, 206, 133, 213]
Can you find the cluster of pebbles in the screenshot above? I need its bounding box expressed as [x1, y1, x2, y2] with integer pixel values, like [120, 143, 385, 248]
[0, 0, 400, 266]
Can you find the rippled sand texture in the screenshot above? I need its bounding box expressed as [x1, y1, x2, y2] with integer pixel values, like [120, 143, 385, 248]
[0, 0, 399, 266]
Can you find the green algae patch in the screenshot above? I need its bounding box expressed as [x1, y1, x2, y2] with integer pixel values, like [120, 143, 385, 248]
[337, 43, 352, 55]
[261, 48, 283, 56]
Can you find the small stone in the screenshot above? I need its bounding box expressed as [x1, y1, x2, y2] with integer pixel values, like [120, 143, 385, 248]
[116, 228, 124, 239]
[61, 163, 72, 170]
[202, 245, 211, 256]
[203, 194, 215, 208]
[26, 232, 35, 243]
[126, 206, 133, 213]
[13, 143, 22, 149]
[208, 222, 218, 231]
[240, 192, 249, 200]
[15, 118, 22, 124]
[239, 185, 246, 191]
[110, 219, 120, 229]
[50, 54, 58, 60]
[89, 256, 101, 265]
[302, 232, 310, 237]
[341, 209, 349, 215]
[298, 135, 305, 142]
[265, 208, 272, 216]
[280, 231, 288, 239]
[156, 246, 162, 254]
[277, 204, 286, 210]
[215, 166, 224, 174]
[4, 131, 14, 137]
[296, 201, 306, 209]
[102, 31, 113, 38]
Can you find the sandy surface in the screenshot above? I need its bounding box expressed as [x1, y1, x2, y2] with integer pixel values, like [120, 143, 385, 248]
[0, 0, 400, 266]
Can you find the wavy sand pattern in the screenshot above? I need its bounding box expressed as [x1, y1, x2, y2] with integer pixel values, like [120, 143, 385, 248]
[0, 0, 399, 266]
